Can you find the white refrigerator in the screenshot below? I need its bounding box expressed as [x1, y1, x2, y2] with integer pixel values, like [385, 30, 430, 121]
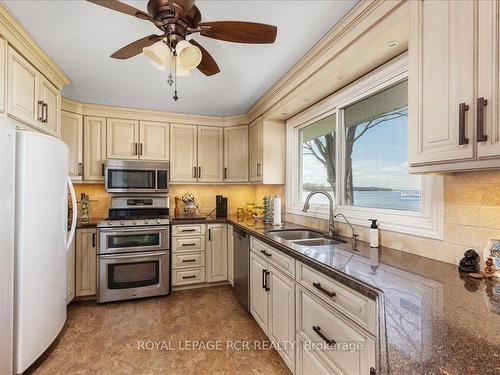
[13, 129, 77, 374]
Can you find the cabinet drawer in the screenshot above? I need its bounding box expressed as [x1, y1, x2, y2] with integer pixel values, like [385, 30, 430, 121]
[297, 287, 375, 375]
[172, 252, 205, 269]
[296, 336, 337, 375]
[172, 224, 206, 237]
[172, 267, 206, 286]
[172, 236, 205, 252]
[251, 237, 295, 278]
[296, 262, 376, 334]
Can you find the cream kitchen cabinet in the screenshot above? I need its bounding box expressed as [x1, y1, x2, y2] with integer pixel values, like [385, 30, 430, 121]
[409, 0, 500, 173]
[206, 224, 227, 282]
[61, 111, 83, 181]
[84, 116, 107, 181]
[249, 116, 285, 183]
[75, 228, 97, 297]
[224, 125, 248, 182]
[106, 118, 140, 159]
[171, 223, 206, 287]
[7, 46, 60, 137]
[170, 123, 197, 182]
[198, 126, 223, 182]
[139, 121, 169, 161]
[0, 38, 6, 115]
[227, 224, 234, 286]
[250, 251, 269, 331]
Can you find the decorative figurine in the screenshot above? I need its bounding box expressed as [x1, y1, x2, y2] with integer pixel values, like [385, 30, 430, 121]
[80, 193, 90, 224]
[483, 257, 496, 279]
[181, 192, 198, 216]
[174, 196, 181, 218]
[458, 249, 480, 273]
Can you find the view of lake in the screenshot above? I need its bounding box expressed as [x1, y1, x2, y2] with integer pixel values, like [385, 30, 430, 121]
[302, 190, 421, 211]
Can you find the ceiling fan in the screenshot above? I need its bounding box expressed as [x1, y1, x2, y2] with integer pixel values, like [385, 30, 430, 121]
[88, 0, 278, 99]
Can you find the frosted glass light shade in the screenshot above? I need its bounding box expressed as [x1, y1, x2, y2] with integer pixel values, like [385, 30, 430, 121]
[143, 41, 171, 71]
[176, 40, 202, 70]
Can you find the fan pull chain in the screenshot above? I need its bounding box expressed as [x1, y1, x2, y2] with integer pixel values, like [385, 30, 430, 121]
[173, 51, 178, 101]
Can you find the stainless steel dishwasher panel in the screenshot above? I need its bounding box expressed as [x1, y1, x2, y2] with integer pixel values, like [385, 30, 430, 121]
[233, 228, 250, 311]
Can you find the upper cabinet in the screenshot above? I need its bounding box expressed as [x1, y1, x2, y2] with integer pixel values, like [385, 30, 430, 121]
[106, 118, 140, 159]
[409, 0, 500, 173]
[83, 116, 107, 181]
[249, 116, 285, 184]
[0, 38, 6, 115]
[224, 125, 248, 182]
[6, 46, 61, 137]
[60, 111, 83, 181]
[198, 126, 223, 183]
[170, 123, 197, 182]
[139, 121, 169, 161]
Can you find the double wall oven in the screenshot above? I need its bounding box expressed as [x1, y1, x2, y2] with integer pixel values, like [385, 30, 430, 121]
[97, 162, 170, 303]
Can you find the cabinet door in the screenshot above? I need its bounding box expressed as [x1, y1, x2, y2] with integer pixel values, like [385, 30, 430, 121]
[7, 46, 39, 127]
[66, 233, 75, 304]
[249, 251, 268, 333]
[268, 265, 295, 371]
[408, 0, 475, 165]
[106, 118, 140, 159]
[39, 76, 60, 136]
[0, 38, 6, 114]
[139, 121, 169, 160]
[249, 117, 263, 181]
[170, 123, 197, 182]
[198, 126, 223, 182]
[75, 229, 97, 297]
[83, 116, 107, 181]
[477, 0, 500, 157]
[224, 125, 249, 182]
[227, 224, 234, 286]
[60, 111, 83, 180]
[206, 224, 227, 282]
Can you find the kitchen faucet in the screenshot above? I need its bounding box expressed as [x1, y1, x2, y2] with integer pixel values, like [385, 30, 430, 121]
[302, 190, 358, 244]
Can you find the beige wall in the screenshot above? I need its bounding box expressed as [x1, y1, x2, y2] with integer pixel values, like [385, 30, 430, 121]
[74, 171, 500, 266]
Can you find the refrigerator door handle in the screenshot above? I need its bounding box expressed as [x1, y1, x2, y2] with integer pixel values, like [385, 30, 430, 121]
[66, 176, 77, 251]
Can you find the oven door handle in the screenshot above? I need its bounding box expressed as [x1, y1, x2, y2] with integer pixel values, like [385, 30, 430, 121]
[99, 226, 168, 234]
[99, 251, 167, 259]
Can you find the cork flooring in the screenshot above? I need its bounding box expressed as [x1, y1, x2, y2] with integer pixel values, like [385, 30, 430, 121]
[29, 286, 290, 375]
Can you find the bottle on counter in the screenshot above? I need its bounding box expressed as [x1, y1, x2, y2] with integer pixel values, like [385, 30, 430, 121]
[369, 219, 379, 248]
[273, 194, 282, 226]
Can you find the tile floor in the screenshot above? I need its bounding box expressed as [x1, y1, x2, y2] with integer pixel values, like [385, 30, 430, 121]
[29, 286, 290, 375]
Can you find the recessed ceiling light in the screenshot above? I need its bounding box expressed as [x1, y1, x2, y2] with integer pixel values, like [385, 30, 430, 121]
[386, 40, 399, 48]
[336, 75, 343, 80]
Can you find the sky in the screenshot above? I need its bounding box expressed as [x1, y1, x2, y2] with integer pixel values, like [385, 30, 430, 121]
[302, 108, 421, 191]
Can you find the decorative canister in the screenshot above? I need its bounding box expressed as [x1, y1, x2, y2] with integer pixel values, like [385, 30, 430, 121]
[182, 193, 199, 216]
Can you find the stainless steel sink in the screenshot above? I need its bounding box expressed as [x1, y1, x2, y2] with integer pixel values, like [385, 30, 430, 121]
[292, 238, 344, 247]
[267, 229, 324, 241]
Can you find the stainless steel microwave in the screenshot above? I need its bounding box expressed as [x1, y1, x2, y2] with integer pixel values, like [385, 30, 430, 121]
[105, 160, 169, 193]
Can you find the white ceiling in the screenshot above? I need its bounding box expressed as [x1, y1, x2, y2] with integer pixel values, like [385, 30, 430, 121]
[3, 0, 358, 116]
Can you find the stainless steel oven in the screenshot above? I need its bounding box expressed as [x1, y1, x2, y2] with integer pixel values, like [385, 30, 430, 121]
[98, 251, 169, 303]
[99, 226, 169, 254]
[105, 160, 169, 193]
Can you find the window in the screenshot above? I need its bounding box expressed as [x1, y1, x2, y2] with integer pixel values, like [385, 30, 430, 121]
[286, 55, 443, 239]
[342, 81, 421, 211]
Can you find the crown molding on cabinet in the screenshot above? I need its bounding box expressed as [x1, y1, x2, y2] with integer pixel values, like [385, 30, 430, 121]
[61, 97, 249, 127]
[0, 4, 70, 90]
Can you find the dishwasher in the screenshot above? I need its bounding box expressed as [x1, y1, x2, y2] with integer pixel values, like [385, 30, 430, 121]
[233, 228, 250, 311]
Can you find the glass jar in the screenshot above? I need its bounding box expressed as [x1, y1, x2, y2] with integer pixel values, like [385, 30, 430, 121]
[245, 202, 255, 224]
[236, 208, 244, 222]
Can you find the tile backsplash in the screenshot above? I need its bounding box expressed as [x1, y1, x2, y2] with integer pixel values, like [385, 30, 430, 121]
[73, 170, 500, 266]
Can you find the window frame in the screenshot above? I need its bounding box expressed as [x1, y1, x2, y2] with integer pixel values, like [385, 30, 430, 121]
[285, 54, 443, 239]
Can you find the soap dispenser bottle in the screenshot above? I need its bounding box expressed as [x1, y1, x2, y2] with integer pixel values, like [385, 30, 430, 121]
[369, 219, 379, 248]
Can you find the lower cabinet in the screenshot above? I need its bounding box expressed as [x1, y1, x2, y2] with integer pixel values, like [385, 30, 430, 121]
[171, 223, 207, 286]
[75, 228, 97, 297]
[227, 224, 234, 286]
[206, 224, 227, 282]
[66, 232, 76, 304]
[250, 250, 295, 371]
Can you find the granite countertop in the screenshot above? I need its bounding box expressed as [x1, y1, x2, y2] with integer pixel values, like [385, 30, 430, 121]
[227, 219, 500, 375]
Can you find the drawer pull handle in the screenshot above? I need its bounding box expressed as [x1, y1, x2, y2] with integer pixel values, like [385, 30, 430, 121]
[260, 249, 272, 257]
[265, 270, 270, 291]
[182, 275, 197, 279]
[181, 229, 196, 232]
[313, 282, 336, 297]
[182, 243, 196, 246]
[182, 259, 196, 263]
[262, 269, 266, 289]
[312, 325, 336, 346]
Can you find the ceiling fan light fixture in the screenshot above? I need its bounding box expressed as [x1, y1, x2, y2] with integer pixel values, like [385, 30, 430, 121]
[176, 40, 202, 70]
[143, 40, 171, 70]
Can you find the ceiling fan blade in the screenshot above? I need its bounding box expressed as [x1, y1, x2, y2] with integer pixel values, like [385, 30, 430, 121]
[190, 39, 220, 76]
[111, 34, 164, 59]
[199, 21, 277, 44]
[88, 0, 154, 22]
